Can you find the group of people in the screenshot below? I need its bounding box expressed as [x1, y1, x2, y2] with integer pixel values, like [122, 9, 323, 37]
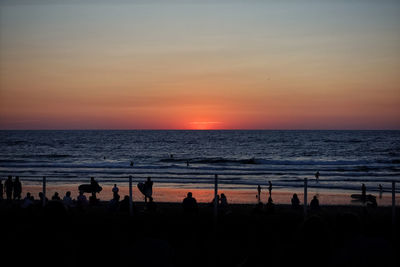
[0, 176, 22, 201]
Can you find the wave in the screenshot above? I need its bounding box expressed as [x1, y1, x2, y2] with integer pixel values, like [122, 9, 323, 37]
[160, 157, 381, 166]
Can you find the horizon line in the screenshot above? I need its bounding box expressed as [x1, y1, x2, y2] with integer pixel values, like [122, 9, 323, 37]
[1, 128, 399, 131]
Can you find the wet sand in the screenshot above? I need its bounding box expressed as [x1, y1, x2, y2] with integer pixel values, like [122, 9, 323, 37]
[21, 184, 398, 206]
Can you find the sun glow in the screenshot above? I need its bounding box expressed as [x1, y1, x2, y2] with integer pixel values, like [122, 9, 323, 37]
[189, 121, 222, 130]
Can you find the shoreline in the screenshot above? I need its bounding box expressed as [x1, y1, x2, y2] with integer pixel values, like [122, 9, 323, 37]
[18, 184, 399, 206]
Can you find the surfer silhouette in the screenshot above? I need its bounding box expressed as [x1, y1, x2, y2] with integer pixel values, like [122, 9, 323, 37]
[361, 183, 366, 201]
[138, 177, 153, 203]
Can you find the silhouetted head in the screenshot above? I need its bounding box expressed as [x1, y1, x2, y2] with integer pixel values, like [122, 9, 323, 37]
[221, 193, 226, 199]
[114, 184, 117, 187]
[124, 195, 129, 201]
[26, 192, 31, 198]
[313, 195, 317, 200]
[187, 192, 193, 198]
[66, 191, 71, 197]
[293, 193, 298, 199]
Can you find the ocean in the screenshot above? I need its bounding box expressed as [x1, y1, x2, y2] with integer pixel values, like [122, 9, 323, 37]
[1, 130, 399, 195]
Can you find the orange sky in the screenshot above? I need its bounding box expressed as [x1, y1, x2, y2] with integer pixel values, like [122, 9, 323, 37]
[0, 1, 399, 129]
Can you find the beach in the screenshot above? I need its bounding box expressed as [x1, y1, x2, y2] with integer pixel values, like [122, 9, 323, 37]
[0, 199, 398, 267]
[19, 184, 399, 206]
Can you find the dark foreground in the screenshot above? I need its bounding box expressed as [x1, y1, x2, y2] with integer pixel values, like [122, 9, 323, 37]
[1, 201, 399, 267]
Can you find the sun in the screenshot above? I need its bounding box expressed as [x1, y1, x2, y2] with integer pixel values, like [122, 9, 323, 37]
[189, 121, 222, 130]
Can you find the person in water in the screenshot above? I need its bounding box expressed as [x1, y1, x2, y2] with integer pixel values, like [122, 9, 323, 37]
[378, 184, 383, 199]
[315, 171, 320, 182]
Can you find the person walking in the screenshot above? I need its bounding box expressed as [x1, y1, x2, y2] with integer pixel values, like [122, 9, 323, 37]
[5, 176, 13, 201]
[268, 181, 272, 197]
[13, 176, 22, 201]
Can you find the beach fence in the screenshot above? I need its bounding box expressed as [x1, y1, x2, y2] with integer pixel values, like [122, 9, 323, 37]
[36, 175, 397, 226]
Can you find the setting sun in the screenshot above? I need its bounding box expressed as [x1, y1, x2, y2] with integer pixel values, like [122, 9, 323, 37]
[189, 121, 222, 130]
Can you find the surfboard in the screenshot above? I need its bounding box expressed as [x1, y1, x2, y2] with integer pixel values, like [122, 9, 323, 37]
[137, 182, 152, 197]
[78, 184, 102, 194]
[350, 194, 376, 202]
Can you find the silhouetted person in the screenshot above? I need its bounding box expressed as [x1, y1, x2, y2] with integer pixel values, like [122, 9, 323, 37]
[5, 176, 13, 201]
[63, 191, 74, 209]
[186, 160, 190, 167]
[108, 193, 120, 212]
[146, 196, 157, 213]
[291, 193, 300, 209]
[257, 185, 261, 203]
[13, 176, 22, 201]
[268, 181, 272, 196]
[21, 192, 34, 209]
[310, 195, 320, 212]
[90, 177, 100, 204]
[0, 179, 3, 201]
[220, 193, 229, 214]
[182, 192, 198, 215]
[144, 177, 153, 203]
[210, 194, 220, 207]
[315, 171, 320, 182]
[266, 196, 275, 213]
[120, 195, 135, 213]
[51, 192, 61, 201]
[112, 183, 119, 198]
[361, 183, 366, 201]
[130, 161, 134, 167]
[378, 184, 383, 199]
[38, 192, 48, 207]
[77, 190, 88, 208]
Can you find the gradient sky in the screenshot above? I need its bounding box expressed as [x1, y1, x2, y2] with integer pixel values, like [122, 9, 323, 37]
[1, 0, 399, 129]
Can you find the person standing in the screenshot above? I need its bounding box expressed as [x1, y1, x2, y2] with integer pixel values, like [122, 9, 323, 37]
[5, 176, 13, 201]
[182, 192, 198, 215]
[257, 185, 261, 203]
[13, 176, 22, 201]
[112, 184, 119, 197]
[361, 183, 366, 201]
[0, 179, 3, 201]
[144, 177, 153, 203]
[268, 181, 272, 197]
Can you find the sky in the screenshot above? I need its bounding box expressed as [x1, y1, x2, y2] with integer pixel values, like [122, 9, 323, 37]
[0, 0, 399, 130]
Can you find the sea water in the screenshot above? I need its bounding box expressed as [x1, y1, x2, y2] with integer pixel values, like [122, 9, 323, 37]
[0, 130, 399, 194]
